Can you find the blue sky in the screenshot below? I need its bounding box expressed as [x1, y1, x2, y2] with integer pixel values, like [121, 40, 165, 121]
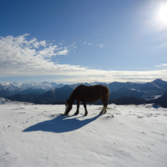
[0, 0, 167, 84]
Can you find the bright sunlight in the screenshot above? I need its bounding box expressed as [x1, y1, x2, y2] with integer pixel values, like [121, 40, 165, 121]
[155, 2, 167, 30]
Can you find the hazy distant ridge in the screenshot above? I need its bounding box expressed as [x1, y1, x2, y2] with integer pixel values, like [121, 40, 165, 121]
[1, 79, 167, 107]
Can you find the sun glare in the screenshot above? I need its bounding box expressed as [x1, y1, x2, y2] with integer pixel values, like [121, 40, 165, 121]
[155, 2, 167, 29]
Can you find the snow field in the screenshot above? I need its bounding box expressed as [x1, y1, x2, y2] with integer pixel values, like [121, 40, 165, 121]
[0, 102, 167, 167]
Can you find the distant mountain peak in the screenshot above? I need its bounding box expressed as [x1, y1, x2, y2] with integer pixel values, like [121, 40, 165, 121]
[153, 78, 164, 82]
[42, 81, 50, 84]
[152, 78, 167, 88]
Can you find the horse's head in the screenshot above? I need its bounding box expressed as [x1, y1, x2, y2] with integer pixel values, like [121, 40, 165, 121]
[64, 99, 72, 115]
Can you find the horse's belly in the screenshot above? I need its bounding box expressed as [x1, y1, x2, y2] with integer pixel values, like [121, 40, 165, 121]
[85, 95, 101, 103]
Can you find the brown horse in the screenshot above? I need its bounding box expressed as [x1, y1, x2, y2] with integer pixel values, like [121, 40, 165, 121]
[64, 85, 110, 116]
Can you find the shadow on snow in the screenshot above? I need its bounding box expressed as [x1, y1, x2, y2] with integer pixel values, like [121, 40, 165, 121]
[23, 114, 101, 133]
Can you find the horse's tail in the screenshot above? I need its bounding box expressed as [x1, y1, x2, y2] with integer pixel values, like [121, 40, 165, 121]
[104, 87, 110, 107]
[106, 90, 110, 106]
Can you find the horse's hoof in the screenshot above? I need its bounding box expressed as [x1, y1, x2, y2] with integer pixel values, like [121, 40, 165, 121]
[62, 113, 69, 116]
[99, 112, 105, 115]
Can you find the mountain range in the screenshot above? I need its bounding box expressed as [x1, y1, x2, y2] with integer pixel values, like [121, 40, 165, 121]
[0, 82, 64, 97]
[1, 79, 167, 107]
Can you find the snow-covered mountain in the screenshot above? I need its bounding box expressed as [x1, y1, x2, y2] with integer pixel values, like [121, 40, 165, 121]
[108, 79, 167, 100]
[0, 100, 167, 166]
[0, 81, 108, 98]
[2, 82, 64, 91]
[0, 82, 65, 97]
[1, 79, 167, 105]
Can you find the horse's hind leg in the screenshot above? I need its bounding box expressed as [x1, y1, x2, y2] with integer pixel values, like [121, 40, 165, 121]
[83, 101, 88, 116]
[74, 101, 80, 115]
[100, 105, 107, 114]
[100, 94, 109, 115]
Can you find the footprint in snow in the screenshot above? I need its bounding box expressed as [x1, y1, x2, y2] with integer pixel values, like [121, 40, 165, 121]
[18, 112, 26, 114]
[4, 125, 11, 128]
[0, 152, 18, 163]
[127, 114, 136, 116]
[141, 131, 147, 134]
[146, 113, 153, 117]
[49, 113, 62, 118]
[137, 115, 144, 118]
[12, 107, 25, 110]
[22, 121, 28, 124]
[105, 115, 114, 119]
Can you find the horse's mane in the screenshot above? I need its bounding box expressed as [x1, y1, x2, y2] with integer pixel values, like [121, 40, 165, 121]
[68, 85, 81, 103]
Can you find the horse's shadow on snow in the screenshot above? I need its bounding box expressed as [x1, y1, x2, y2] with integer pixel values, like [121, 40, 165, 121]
[23, 114, 101, 133]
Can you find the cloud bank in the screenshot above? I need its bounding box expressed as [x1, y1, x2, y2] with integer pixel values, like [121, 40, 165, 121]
[0, 34, 167, 83]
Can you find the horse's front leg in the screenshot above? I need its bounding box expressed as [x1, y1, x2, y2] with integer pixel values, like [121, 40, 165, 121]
[74, 100, 80, 115]
[83, 101, 88, 116]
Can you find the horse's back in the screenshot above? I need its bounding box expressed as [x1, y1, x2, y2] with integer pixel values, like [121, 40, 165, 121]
[77, 84, 108, 93]
[75, 85, 109, 103]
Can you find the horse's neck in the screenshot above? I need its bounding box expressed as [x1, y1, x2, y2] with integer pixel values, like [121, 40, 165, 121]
[69, 90, 77, 104]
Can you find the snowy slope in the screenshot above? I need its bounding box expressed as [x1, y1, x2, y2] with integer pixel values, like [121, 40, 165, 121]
[0, 100, 167, 167]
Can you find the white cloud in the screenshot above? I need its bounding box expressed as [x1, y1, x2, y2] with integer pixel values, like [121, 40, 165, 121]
[98, 44, 104, 48]
[37, 45, 64, 59]
[0, 34, 74, 76]
[27, 38, 47, 48]
[56, 49, 68, 56]
[156, 63, 167, 68]
[0, 34, 167, 83]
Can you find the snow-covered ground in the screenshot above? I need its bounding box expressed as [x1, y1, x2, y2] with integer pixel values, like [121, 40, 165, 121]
[0, 99, 167, 167]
